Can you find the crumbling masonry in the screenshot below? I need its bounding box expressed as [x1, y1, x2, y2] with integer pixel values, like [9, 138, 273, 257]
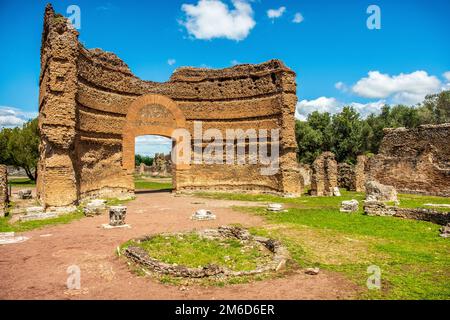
[367, 124, 450, 197]
[310, 152, 338, 196]
[37, 5, 302, 208]
[0, 165, 8, 217]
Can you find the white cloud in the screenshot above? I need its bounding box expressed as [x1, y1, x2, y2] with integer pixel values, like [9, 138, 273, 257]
[267, 7, 286, 19]
[180, 0, 255, 41]
[443, 71, 450, 89]
[335, 81, 347, 91]
[135, 135, 172, 156]
[351, 70, 441, 105]
[292, 12, 304, 24]
[295, 97, 341, 120]
[295, 97, 386, 120]
[231, 59, 240, 66]
[167, 59, 176, 66]
[0, 106, 36, 128]
[443, 71, 450, 82]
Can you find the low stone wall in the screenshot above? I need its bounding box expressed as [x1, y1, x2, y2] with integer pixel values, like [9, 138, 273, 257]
[364, 201, 449, 225]
[0, 165, 8, 217]
[123, 226, 289, 278]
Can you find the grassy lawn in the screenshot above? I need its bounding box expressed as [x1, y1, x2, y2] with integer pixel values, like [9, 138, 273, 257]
[195, 190, 450, 300]
[8, 177, 36, 188]
[134, 179, 172, 190]
[0, 209, 84, 233]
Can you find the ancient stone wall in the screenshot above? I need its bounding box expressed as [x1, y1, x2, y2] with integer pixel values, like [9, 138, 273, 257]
[355, 155, 368, 192]
[0, 165, 8, 216]
[37, 5, 302, 207]
[310, 152, 338, 196]
[298, 163, 311, 187]
[367, 124, 450, 197]
[337, 163, 355, 191]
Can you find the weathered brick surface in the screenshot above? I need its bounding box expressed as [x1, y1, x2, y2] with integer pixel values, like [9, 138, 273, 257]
[338, 163, 355, 191]
[367, 124, 450, 197]
[37, 5, 302, 207]
[0, 165, 8, 216]
[310, 152, 338, 196]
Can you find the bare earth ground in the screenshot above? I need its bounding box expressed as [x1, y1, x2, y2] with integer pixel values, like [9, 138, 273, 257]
[0, 191, 359, 300]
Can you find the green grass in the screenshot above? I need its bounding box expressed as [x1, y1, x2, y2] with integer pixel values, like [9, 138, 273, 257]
[123, 233, 272, 272]
[0, 209, 84, 232]
[398, 193, 450, 212]
[195, 190, 450, 300]
[8, 177, 36, 188]
[134, 180, 172, 190]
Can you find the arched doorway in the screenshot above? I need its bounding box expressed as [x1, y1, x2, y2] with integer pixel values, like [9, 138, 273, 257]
[122, 94, 188, 192]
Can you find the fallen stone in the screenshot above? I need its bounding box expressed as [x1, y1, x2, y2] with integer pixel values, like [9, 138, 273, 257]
[340, 200, 359, 213]
[84, 199, 107, 216]
[109, 206, 127, 226]
[333, 187, 341, 197]
[102, 223, 131, 229]
[19, 212, 58, 222]
[267, 203, 283, 212]
[0, 232, 30, 245]
[365, 180, 398, 204]
[305, 267, 320, 275]
[439, 224, 450, 238]
[191, 209, 216, 221]
[26, 206, 45, 214]
[18, 189, 32, 200]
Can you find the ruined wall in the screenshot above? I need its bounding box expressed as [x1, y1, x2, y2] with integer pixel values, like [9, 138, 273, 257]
[37, 5, 302, 207]
[368, 124, 450, 197]
[298, 163, 311, 186]
[337, 163, 355, 191]
[310, 152, 338, 196]
[0, 165, 8, 217]
[355, 155, 368, 192]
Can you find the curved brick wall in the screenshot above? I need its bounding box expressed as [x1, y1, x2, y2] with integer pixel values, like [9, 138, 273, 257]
[37, 5, 301, 207]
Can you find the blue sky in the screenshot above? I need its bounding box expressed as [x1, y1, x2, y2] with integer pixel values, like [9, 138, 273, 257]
[0, 0, 449, 155]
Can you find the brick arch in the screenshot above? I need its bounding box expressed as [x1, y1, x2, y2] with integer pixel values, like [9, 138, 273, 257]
[122, 94, 187, 172]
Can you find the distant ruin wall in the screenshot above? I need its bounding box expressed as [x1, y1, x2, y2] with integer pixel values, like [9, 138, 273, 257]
[310, 152, 338, 196]
[37, 5, 302, 207]
[0, 165, 8, 216]
[368, 124, 450, 197]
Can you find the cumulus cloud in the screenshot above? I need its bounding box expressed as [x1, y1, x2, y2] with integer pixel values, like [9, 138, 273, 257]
[0, 106, 36, 128]
[292, 12, 304, 24]
[231, 59, 240, 66]
[444, 71, 450, 82]
[180, 0, 255, 41]
[351, 70, 441, 105]
[295, 97, 386, 121]
[135, 135, 172, 156]
[167, 59, 176, 66]
[267, 7, 286, 19]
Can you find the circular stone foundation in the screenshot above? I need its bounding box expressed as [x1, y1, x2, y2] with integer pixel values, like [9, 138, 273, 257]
[122, 226, 289, 278]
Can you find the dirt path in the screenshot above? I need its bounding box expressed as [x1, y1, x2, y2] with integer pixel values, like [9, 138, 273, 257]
[0, 192, 359, 300]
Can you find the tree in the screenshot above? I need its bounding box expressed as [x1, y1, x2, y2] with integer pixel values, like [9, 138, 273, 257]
[135, 154, 153, 167]
[330, 106, 364, 163]
[1, 119, 39, 181]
